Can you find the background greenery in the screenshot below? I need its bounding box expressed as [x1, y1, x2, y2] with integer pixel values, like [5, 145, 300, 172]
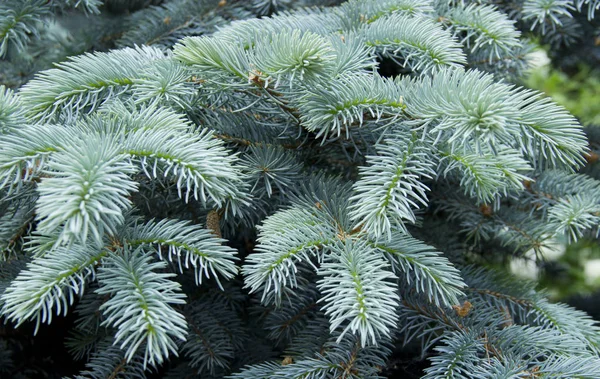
[524, 57, 600, 301]
[526, 63, 600, 127]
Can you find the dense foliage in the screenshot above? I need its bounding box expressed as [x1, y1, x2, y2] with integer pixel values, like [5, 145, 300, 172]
[1, 0, 600, 378]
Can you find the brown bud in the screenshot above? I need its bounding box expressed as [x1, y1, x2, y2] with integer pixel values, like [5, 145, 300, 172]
[452, 301, 473, 318]
[206, 210, 222, 238]
[479, 204, 493, 218]
[585, 152, 599, 164]
[500, 305, 514, 328]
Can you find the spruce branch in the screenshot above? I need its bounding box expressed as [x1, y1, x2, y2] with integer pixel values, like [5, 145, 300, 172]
[371, 233, 465, 307]
[36, 134, 137, 247]
[0, 85, 25, 133]
[72, 337, 148, 379]
[0, 123, 72, 192]
[338, 0, 434, 24]
[317, 239, 399, 346]
[19, 46, 167, 121]
[125, 218, 239, 287]
[252, 30, 337, 86]
[243, 206, 338, 303]
[125, 127, 245, 207]
[439, 146, 532, 203]
[522, 0, 575, 34]
[298, 73, 407, 139]
[441, 3, 522, 62]
[349, 132, 436, 238]
[1, 246, 107, 332]
[361, 13, 467, 73]
[0, 0, 50, 57]
[513, 89, 588, 169]
[96, 247, 187, 368]
[574, 0, 600, 18]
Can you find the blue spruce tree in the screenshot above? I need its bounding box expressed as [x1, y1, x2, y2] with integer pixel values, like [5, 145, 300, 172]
[1, 0, 600, 377]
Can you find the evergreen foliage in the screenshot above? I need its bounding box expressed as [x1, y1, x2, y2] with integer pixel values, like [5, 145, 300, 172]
[1, 0, 600, 377]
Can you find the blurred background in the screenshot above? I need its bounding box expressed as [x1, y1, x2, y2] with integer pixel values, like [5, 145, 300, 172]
[514, 43, 600, 319]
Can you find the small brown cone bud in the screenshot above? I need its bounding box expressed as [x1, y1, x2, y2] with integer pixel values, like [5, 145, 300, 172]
[500, 306, 514, 328]
[206, 210, 222, 238]
[452, 301, 473, 318]
[479, 204, 493, 218]
[585, 152, 599, 164]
